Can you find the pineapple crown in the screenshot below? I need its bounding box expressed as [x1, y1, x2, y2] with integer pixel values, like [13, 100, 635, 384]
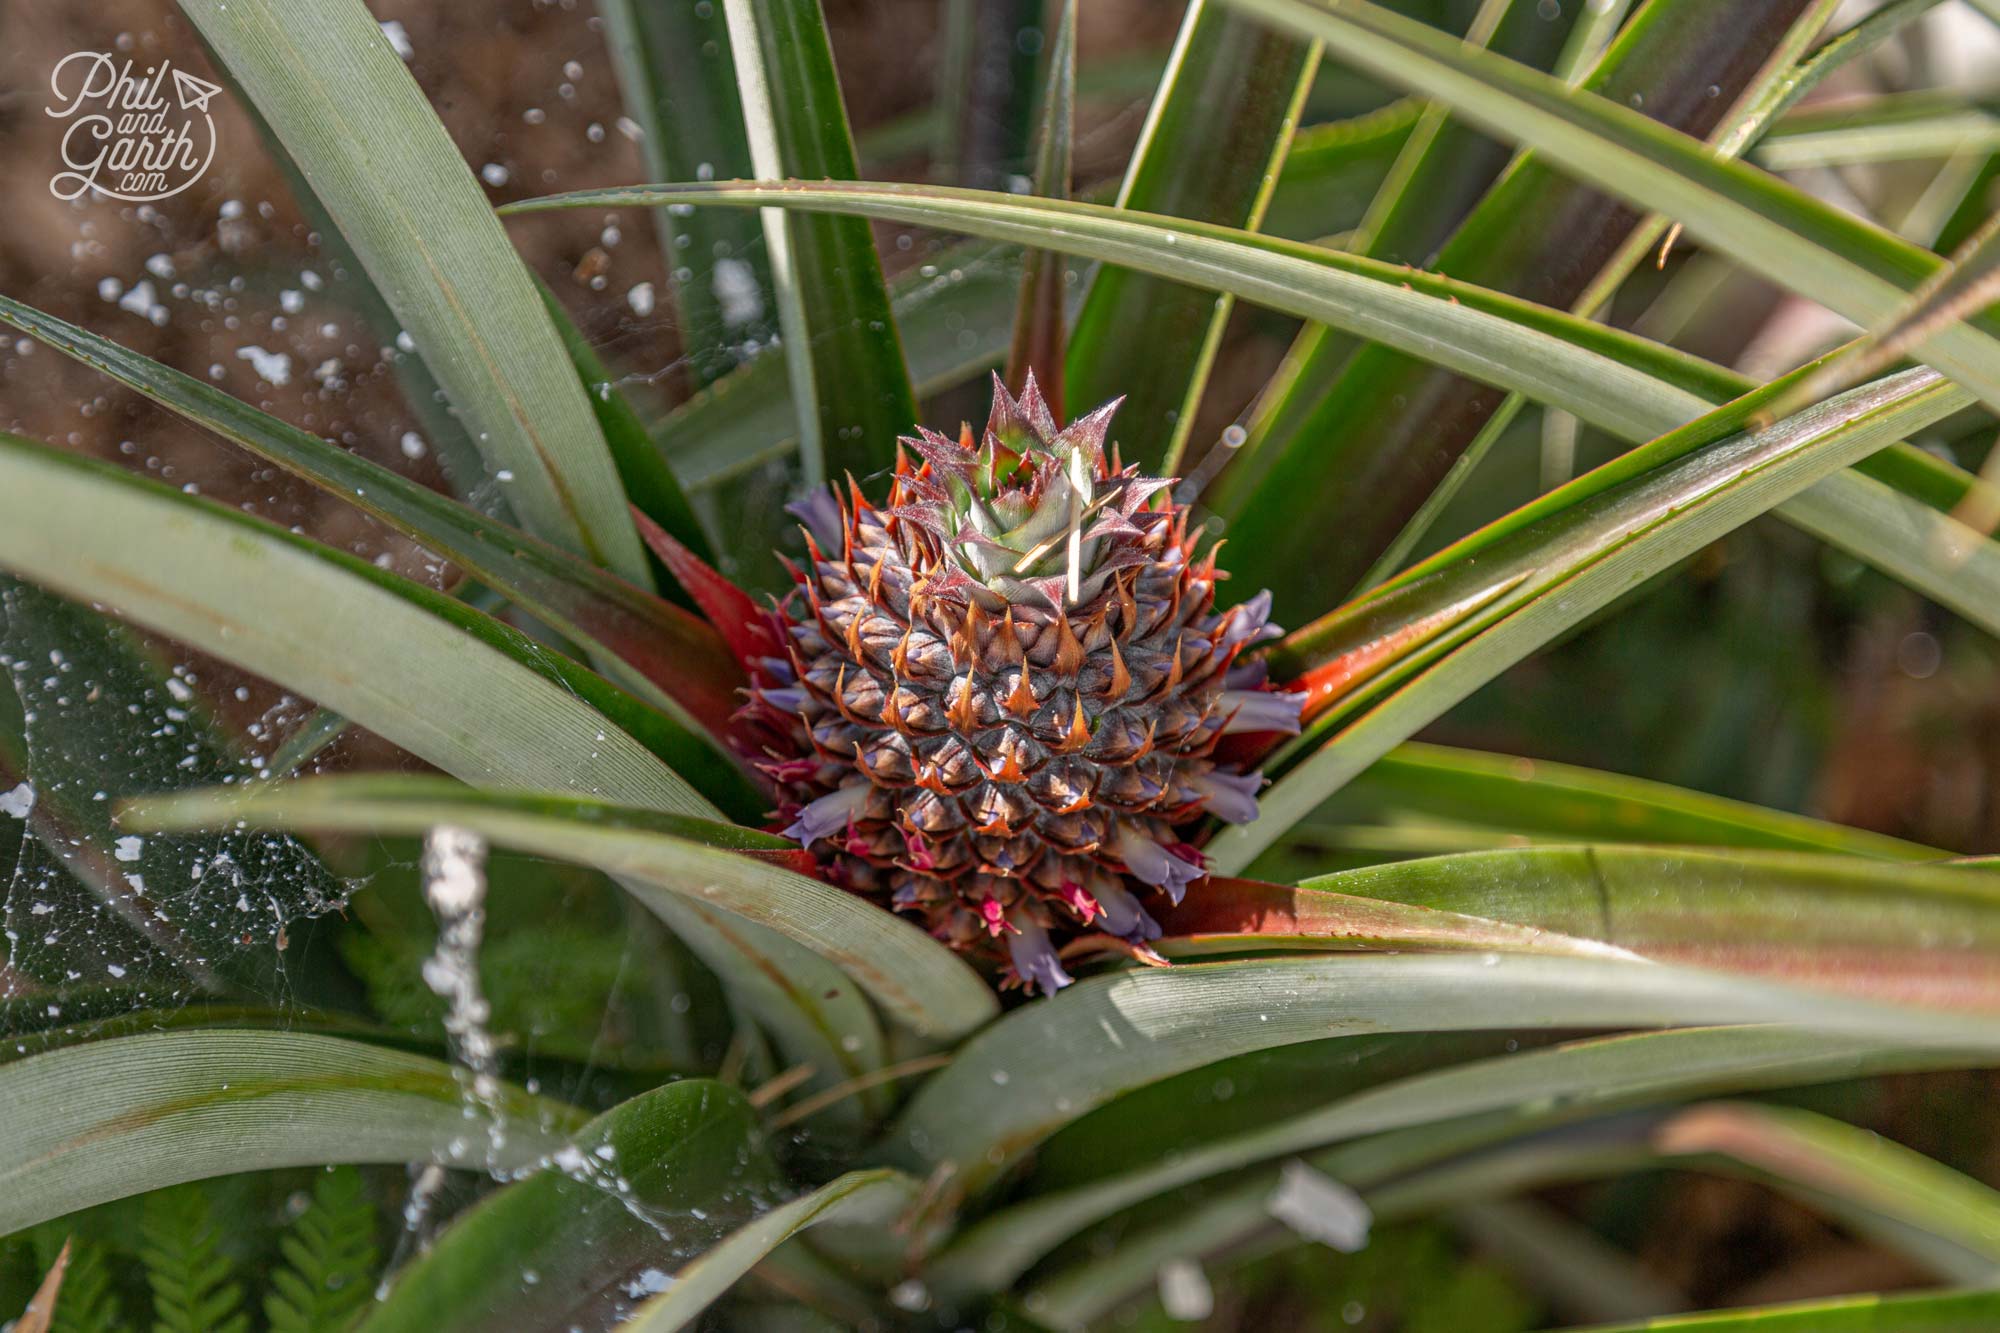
[821, 372, 1174, 615]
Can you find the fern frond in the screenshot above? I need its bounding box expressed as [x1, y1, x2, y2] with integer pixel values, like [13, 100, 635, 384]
[264, 1167, 381, 1333]
[139, 1186, 249, 1333]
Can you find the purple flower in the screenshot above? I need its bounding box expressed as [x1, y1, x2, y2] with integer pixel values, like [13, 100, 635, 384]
[759, 687, 808, 714]
[1115, 827, 1205, 905]
[785, 485, 846, 552]
[1218, 688, 1304, 736]
[783, 784, 868, 848]
[1091, 879, 1163, 943]
[1225, 659, 1269, 690]
[1192, 768, 1264, 824]
[1006, 912, 1075, 995]
[1219, 590, 1282, 652]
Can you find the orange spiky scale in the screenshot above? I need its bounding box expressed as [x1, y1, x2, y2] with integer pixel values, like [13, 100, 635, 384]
[1051, 614, 1086, 678]
[851, 742, 896, 786]
[951, 601, 987, 664]
[1005, 667, 1037, 718]
[865, 552, 888, 606]
[1114, 572, 1140, 636]
[1101, 637, 1132, 700]
[829, 665, 873, 728]
[945, 675, 980, 734]
[980, 749, 1029, 784]
[877, 688, 910, 735]
[799, 527, 828, 573]
[1057, 696, 1092, 753]
[1000, 608, 1025, 662]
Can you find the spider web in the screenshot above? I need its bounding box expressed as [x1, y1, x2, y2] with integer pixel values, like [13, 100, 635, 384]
[0, 579, 355, 1049]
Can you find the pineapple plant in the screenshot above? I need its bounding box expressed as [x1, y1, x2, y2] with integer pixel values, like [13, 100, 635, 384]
[4, 0, 2000, 1329]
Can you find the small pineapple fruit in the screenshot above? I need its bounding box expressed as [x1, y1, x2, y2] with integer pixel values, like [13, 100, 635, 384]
[746, 375, 1301, 993]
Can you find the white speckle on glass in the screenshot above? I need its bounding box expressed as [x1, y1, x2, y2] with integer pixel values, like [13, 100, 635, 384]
[235, 345, 292, 386]
[1267, 1159, 1372, 1252]
[713, 258, 763, 328]
[380, 19, 414, 58]
[1158, 1259, 1214, 1321]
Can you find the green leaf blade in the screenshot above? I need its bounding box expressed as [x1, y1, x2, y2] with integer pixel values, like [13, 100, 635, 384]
[1064, 2, 1318, 469]
[505, 180, 2000, 646]
[1216, 0, 1830, 605]
[597, 0, 778, 388]
[721, 0, 917, 488]
[125, 776, 999, 1041]
[886, 950, 2000, 1198]
[180, 0, 651, 582]
[1327, 740, 1941, 861]
[0, 293, 753, 787]
[932, 1025, 1996, 1297]
[0, 436, 719, 821]
[1216, 0, 2000, 425]
[1213, 368, 1974, 871]
[357, 1080, 779, 1333]
[621, 1169, 918, 1332]
[0, 1031, 579, 1236]
[1569, 1289, 2000, 1332]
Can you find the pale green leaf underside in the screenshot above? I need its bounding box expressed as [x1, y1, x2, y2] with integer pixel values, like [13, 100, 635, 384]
[0, 1030, 581, 1235]
[127, 777, 997, 1040]
[0, 440, 715, 820]
[931, 1025, 1995, 1295]
[886, 950, 2000, 1198]
[623, 1170, 919, 1332]
[640, 893, 888, 1122]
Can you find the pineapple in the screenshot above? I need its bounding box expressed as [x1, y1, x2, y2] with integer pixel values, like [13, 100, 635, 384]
[745, 374, 1301, 993]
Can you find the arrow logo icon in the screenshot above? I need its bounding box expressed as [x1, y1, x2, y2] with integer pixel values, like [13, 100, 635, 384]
[171, 68, 221, 113]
